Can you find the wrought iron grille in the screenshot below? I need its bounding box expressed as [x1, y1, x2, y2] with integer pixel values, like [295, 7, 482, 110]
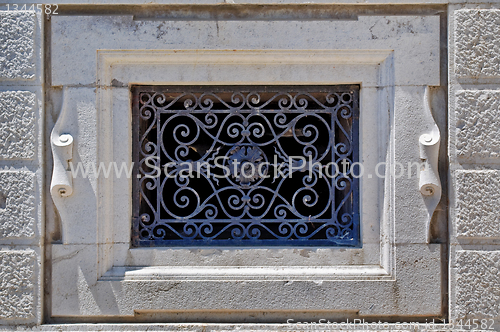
[132, 85, 359, 247]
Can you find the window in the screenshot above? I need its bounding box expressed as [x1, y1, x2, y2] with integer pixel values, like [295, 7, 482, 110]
[132, 86, 359, 246]
[49, 11, 444, 318]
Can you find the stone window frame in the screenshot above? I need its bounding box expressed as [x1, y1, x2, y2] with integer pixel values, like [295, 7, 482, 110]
[49, 13, 445, 319]
[96, 49, 390, 277]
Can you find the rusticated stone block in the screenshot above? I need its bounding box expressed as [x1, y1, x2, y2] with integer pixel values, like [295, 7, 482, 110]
[0, 11, 35, 79]
[455, 251, 500, 319]
[0, 250, 35, 319]
[455, 9, 500, 78]
[456, 90, 500, 160]
[0, 91, 36, 159]
[0, 171, 35, 238]
[456, 171, 500, 238]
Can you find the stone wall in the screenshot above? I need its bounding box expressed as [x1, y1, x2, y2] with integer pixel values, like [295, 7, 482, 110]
[450, 5, 500, 330]
[0, 10, 42, 326]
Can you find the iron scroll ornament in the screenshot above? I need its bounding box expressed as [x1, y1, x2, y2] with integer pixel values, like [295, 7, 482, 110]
[132, 86, 360, 246]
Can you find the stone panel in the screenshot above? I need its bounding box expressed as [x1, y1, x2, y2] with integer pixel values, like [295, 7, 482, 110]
[456, 90, 500, 160]
[0, 250, 35, 319]
[455, 9, 500, 78]
[455, 250, 500, 319]
[456, 171, 500, 238]
[0, 11, 35, 80]
[0, 171, 35, 239]
[0, 91, 36, 159]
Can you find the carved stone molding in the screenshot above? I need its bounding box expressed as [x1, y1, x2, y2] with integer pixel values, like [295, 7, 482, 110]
[419, 86, 441, 243]
[50, 88, 74, 198]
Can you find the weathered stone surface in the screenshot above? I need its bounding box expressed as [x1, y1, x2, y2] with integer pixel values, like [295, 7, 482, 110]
[456, 90, 500, 160]
[455, 250, 500, 319]
[455, 9, 500, 78]
[0, 171, 35, 238]
[52, 15, 440, 86]
[0, 91, 36, 159]
[456, 171, 500, 238]
[0, 11, 35, 79]
[0, 250, 35, 319]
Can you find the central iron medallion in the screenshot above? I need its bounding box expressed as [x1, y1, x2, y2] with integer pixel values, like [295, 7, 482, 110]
[228, 146, 267, 186]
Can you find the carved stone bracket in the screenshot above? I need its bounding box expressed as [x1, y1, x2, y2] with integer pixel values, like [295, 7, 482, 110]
[50, 89, 74, 198]
[419, 86, 441, 243]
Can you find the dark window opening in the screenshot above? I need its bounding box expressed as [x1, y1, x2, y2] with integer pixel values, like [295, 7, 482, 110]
[132, 85, 360, 247]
